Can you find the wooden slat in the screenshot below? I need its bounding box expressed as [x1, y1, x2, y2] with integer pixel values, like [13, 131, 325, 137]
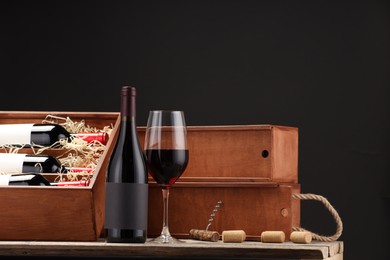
[0, 111, 119, 129]
[148, 178, 279, 188]
[0, 240, 343, 259]
[321, 253, 343, 260]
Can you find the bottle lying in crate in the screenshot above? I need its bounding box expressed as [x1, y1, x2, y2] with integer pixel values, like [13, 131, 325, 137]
[0, 173, 90, 186]
[0, 153, 93, 174]
[0, 123, 109, 147]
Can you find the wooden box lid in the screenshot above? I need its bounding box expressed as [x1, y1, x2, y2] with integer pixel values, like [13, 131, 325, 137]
[139, 124, 299, 183]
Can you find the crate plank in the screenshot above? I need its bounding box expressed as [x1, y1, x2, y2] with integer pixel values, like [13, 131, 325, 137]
[0, 240, 344, 259]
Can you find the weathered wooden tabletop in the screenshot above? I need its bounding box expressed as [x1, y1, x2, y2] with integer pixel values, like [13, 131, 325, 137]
[0, 239, 343, 259]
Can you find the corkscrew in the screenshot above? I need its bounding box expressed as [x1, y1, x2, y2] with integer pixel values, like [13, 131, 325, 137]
[189, 200, 223, 242]
[206, 200, 223, 231]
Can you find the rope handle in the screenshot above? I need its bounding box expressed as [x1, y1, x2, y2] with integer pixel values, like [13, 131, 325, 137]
[292, 193, 343, 242]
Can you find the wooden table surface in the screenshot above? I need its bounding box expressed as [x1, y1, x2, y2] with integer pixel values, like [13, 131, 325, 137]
[0, 239, 343, 259]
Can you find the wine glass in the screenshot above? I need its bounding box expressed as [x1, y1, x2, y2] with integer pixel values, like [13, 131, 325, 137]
[144, 110, 189, 244]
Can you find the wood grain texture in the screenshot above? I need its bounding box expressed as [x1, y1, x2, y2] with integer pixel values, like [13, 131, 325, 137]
[0, 240, 344, 259]
[138, 124, 298, 183]
[147, 183, 301, 241]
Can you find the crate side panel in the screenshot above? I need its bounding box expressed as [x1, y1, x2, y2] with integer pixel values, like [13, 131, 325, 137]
[0, 188, 96, 241]
[271, 126, 299, 183]
[185, 129, 272, 179]
[147, 184, 297, 241]
[290, 184, 301, 230]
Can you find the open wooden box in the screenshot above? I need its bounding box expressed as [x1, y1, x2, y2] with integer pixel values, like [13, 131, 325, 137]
[0, 111, 120, 241]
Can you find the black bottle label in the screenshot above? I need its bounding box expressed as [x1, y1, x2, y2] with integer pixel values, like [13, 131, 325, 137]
[105, 182, 148, 230]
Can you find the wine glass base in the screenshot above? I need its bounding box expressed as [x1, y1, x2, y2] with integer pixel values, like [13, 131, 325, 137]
[149, 234, 184, 244]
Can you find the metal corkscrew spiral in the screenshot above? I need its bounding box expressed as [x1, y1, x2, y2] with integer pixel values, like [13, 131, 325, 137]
[205, 200, 223, 231]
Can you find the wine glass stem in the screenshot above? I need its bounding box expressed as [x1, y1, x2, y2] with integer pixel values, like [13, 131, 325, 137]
[161, 188, 171, 237]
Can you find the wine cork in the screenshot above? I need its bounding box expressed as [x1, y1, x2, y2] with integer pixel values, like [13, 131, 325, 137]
[189, 229, 220, 242]
[260, 231, 285, 243]
[290, 231, 312, 244]
[222, 230, 246, 243]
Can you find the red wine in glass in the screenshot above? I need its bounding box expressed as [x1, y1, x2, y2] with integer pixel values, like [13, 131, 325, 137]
[145, 149, 189, 188]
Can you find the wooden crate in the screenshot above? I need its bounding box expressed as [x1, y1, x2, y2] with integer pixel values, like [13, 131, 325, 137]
[139, 125, 298, 183]
[141, 125, 300, 240]
[147, 181, 300, 241]
[0, 111, 120, 241]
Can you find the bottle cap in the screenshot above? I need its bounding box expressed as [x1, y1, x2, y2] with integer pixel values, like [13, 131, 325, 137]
[66, 166, 94, 173]
[121, 86, 136, 96]
[74, 132, 109, 145]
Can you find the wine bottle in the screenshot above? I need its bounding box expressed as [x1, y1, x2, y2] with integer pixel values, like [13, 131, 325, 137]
[0, 173, 90, 186]
[0, 153, 93, 174]
[0, 123, 109, 147]
[51, 179, 90, 186]
[0, 173, 51, 186]
[105, 86, 148, 243]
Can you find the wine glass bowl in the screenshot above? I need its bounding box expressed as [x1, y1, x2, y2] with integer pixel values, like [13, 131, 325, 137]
[144, 111, 189, 243]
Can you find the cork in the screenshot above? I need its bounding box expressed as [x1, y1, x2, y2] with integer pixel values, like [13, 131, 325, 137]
[260, 231, 285, 243]
[290, 231, 312, 244]
[222, 230, 246, 243]
[189, 229, 220, 242]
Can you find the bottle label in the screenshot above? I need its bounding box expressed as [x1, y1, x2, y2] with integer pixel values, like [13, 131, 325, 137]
[0, 153, 26, 174]
[104, 182, 148, 230]
[0, 175, 11, 185]
[0, 124, 33, 146]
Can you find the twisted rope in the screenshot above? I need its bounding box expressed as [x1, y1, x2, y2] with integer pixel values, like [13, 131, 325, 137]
[292, 193, 343, 242]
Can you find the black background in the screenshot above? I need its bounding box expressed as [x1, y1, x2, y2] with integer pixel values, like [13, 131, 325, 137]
[1, 0, 389, 259]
